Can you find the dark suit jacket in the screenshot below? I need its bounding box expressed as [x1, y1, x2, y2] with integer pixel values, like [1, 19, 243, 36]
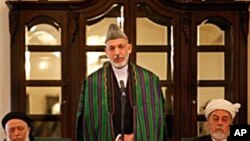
[195, 135, 232, 141]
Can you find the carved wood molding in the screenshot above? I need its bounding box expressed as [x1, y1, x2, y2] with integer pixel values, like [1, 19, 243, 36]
[181, 12, 191, 43]
[70, 11, 79, 43]
[9, 11, 19, 43]
[240, 10, 249, 45]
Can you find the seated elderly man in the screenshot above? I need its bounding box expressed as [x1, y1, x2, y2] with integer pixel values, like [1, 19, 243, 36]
[1, 112, 35, 141]
[196, 99, 241, 141]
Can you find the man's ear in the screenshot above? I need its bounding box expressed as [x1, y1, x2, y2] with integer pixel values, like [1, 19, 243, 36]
[104, 46, 108, 54]
[27, 127, 31, 133]
[128, 44, 133, 53]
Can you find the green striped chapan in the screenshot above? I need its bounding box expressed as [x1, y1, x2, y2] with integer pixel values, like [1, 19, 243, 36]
[76, 63, 164, 141]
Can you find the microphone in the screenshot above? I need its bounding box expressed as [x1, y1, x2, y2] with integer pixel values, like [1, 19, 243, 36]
[120, 80, 126, 141]
[120, 80, 126, 97]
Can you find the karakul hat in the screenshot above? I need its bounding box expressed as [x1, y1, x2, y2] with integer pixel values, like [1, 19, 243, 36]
[105, 23, 128, 43]
[205, 99, 241, 119]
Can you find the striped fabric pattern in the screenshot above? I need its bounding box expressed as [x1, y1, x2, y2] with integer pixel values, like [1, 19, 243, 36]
[76, 63, 164, 141]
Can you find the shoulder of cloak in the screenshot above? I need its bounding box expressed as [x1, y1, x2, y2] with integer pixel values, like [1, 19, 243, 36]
[129, 63, 159, 79]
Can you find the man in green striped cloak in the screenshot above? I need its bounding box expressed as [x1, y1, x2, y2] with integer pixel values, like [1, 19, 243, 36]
[76, 23, 165, 141]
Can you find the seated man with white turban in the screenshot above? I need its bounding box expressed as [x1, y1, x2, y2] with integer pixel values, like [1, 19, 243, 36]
[196, 99, 241, 141]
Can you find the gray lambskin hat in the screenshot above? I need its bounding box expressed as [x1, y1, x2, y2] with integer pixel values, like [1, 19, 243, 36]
[105, 23, 128, 43]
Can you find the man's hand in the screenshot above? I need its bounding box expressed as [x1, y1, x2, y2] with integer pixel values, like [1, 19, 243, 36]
[115, 133, 134, 141]
[123, 133, 134, 141]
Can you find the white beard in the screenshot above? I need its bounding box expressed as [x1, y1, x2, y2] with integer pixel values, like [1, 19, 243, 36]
[25, 133, 30, 141]
[7, 132, 30, 141]
[110, 54, 129, 69]
[211, 131, 228, 140]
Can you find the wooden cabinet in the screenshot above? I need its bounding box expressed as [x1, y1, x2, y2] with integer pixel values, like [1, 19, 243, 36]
[6, 0, 249, 140]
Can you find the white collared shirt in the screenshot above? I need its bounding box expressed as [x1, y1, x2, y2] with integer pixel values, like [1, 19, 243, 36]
[112, 64, 128, 88]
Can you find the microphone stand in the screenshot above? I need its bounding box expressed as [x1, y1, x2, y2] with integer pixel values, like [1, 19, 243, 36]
[120, 80, 126, 141]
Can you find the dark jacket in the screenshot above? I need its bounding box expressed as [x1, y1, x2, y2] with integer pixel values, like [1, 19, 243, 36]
[195, 135, 232, 141]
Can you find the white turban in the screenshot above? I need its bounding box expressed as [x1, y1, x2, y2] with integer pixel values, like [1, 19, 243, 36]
[205, 99, 241, 119]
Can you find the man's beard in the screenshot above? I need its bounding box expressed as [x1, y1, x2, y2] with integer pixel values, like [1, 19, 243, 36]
[7, 133, 30, 141]
[25, 134, 30, 141]
[110, 54, 129, 69]
[211, 129, 228, 140]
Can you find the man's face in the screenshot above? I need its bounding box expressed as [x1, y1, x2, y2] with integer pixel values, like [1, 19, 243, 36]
[105, 38, 132, 69]
[5, 119, 30, 141]
[207, 109, 232, 140]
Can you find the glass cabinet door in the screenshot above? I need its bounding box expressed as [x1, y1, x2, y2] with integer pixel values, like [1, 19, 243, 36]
[135, 4, 174, 139]
[195, 18, 232, 136]
[25, 17, 63, 137]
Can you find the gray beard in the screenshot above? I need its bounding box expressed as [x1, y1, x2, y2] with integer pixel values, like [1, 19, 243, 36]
[7, 138, 29, 141]
[25, 133, 30, 141]
[25, 137, 30, 141]
[110, 54, 129, 69]
[7, 133, 30, 141]
[211, 131, 228, 141]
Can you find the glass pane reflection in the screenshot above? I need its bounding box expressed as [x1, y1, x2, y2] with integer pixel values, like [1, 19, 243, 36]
[33, 121, 61, 137]
[197, 23, 225, 46]
[86, 4, 124, 46]
[86, 18, 117, 45]
[137, 53, 167, 80]
[26, 24, 61, 45]
[197, 87, 224, 114]
[198, 53, 224, 80]
[162, 87, 174, 115]
[197, 121, 209, 137]
[26, 52, 61, 80]
[136, 18, 168, 45]
[26, 87, 61, 115]
[86, 52, 108, 76]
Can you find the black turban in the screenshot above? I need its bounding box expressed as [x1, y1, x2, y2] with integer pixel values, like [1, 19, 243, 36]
[2, 112, 33, 129]
[1, 112, 35, 141]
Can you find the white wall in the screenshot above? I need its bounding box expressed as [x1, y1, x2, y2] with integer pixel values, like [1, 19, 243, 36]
[0, 0, 10, 139]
